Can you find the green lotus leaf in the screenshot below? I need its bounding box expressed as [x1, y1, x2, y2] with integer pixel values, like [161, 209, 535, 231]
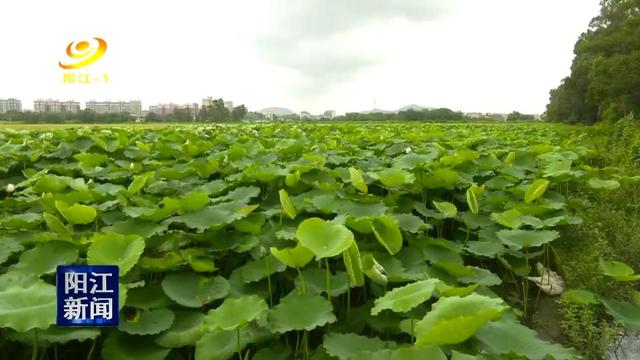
[0, 281, 56, 332]
[55, 200, 97, 225]
[371, 279, 440, 315]
[497, 229, 559, 249]
[102, 332, 170, 360]
[268, 293, 336, 332]
[349, 167, 368, 194]
[343, 241, 365, 286]
[87, 232, 145, 276]
[204, 295, 268, 331]
[377, 168, 415, 187]
[393, 213, 430, 233]
[422, 168, 459, 190]
[490, 209, 524, 229]
[414, 294, 506, 346]
[179, 191, 210, 213]
[294, 268, 350, 297]
[271, 243, 314, 268]
[323, 332, 396, 360]
[601, 298, 640, 330]
[127, 171, 155, 195]
[195, 326, 266, 360]
[13, 241, 78, 275]
[362, 253, 388, 286]
[103, 218, 168, 238]
[74, 152, 109, 167]
[119, 308, 175, 335]
[466, 240, 505, 258]
[599, 258, 640, 281]
[126, 283, 173, 309]
[524, 179, 550, 204]
[561, 289, 599, 304]
[297, 217, 355, 259]
[93, 182, 125, 196]
[232, 213, 266, 235]
[42, 212, 72, 237]
[10, 327, 100, 344]
[253, 345, 292, 360]
[433, 201, 457, 218]
[0, 213, 43, 229]
[33, 174, 69, 193]
[438, 284, 480, 297]
[278, 189, 297, 219]
[588, 177, 621, 190]
[182, 248, 216, 272]
[476, 315, 578, 360]
[349, 346, 447, 360]
[370, 216, 403, 255]
[173, 201, 258, 232]
[0, 236, 24, 265]
[138, 252, 183, 272]
[234, 254, 287, 283]
[161, 272, 229, 308]
[393, 152, 438, 169]
[155, 310, 205, 348]
[466, 185, 480, 214]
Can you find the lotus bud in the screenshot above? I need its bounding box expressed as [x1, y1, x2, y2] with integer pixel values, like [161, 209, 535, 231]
[129, 162, 135, 169]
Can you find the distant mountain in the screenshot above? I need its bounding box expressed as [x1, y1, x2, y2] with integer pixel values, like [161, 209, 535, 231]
[259, 107, 296, 116]
[360, 108, 395, 114]
[398, 104, 435, 112]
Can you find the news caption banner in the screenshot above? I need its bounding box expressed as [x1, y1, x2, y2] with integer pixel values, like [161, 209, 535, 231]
[56, 265, 119, 327]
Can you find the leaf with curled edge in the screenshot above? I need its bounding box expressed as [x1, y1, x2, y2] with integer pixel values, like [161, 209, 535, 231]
[87, 232, 144, 277]
[268, 294, 336, 333]
[371, 279, 441, 316]
[0, 281, 57, 332]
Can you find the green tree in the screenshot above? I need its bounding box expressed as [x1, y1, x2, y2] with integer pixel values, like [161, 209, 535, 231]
[546, 0, 640, 123]
[231, 105, 248, 121]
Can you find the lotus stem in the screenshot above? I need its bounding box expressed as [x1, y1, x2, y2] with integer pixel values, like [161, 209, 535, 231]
[296, 267, 306, 295]
[86, 338, 95, 360]
[31, 329, 38, 360]
[264, 255, 273, 306]
[325, 258, 331, 299]
[236, 328, 242, 360]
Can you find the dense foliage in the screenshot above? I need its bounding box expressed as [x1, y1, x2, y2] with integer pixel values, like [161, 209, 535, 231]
[0, 123, 637, 359]
[546, 0, 640, 123]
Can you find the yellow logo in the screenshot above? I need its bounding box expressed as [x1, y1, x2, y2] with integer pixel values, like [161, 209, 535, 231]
[59, 38, 107, 69]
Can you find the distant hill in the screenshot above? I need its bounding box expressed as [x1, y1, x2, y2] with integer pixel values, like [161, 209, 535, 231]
[398, 104, 435, 112]
[259, 107, 296, 116]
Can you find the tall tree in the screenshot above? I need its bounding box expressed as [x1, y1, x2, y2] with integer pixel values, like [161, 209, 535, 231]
[546, 0, 640, 123]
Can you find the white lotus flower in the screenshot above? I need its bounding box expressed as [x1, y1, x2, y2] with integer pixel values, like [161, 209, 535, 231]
[405, 147, 412, 154]
[527, 263, 564, 295]
[5, 183, 15, 193]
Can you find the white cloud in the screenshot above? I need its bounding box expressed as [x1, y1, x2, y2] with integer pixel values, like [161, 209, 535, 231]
[0, 0, 601, 115]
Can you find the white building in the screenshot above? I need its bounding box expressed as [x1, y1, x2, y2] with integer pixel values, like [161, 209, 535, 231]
[34, 99, 80, 113]
[149, 103, 199, 119]
[323, 110, 336, 119]
[85, 100, 142, 118]
[0, 98, 22, 113]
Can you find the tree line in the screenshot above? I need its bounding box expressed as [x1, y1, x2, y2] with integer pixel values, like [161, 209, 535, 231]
[546, 0, 640, 123]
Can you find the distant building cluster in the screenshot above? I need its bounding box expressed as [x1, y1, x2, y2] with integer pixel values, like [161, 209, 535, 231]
[0, 98, 22, 113]
[34, 99, 81, 113]
[148, 103, 200, 119]
[86, 100, 142, 118]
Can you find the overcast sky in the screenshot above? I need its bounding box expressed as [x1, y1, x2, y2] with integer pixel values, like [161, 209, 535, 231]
[0, 0, 600, 115]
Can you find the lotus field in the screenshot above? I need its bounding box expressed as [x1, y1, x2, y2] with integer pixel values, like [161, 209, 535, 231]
[1, 123, 638, 359]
